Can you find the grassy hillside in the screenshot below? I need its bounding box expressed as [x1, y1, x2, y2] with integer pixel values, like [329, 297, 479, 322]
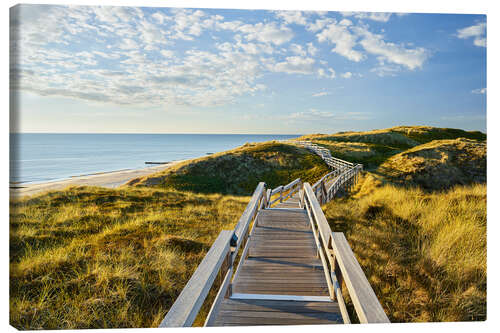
[127, 141, 330, 195]
[298, 125, 485, 146]
[377, 138, 486, 190]
[298, 126, 486, 171]
[324, 173, 486, 322]
[10, 186, 250, 329]
[298, 128, 420, 148]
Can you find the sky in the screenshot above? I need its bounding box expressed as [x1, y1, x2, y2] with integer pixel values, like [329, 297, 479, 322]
[10, 4, 487, 134]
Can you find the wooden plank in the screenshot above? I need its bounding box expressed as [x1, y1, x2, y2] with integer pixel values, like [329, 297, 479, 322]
[330, 232, 390, 323]
[229, 293, 332, 302]
[232, 287, 329, 296]
[160, 230, 233, 327]
[216, 310, 341, 320]
[219, 298, 342, 312]
[214, 316, 339, 326]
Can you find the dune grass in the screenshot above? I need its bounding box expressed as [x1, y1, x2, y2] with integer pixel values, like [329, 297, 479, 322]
[10, 186, 250, 329]
[377, 138, 486, 190]
[324, 173, 486, 322]
[298, 126, 485, 148]
[128, 141, 330, 195]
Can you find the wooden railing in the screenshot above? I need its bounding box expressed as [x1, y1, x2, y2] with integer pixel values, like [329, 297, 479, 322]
[266, 178, 302, 208]
[287, 140, 355, 170]
[302, 182, 390, 324]
[160, 145, 388, 327]
[159, 182, 266, 327]
[311, 164, 363, 205]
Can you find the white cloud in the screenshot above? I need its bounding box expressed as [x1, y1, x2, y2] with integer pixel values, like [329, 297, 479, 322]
[342, 12, 392, 23]
[290, 108, 335, 119]
[119, 38, 139, 50]
[306, 42, 318, 56]
[288, 109, 372, 121]
[271, 56, 315, 75]
[457, 22, 486, 47]
[370, 64, 400, 77]
[341, 72, 353, 79]
[357, 29, 428, 70]
[471, 88, 486, 94]
[306, 18, 335, 32]
[276, 11, 307, 25]
[312, 91, 330, 97]
[316, 21, 364, 62]
[290, 43, 306, 56]
[239, 22, 294, 45]
[160, 50, 174, 58]
[317, 68, 336, 79]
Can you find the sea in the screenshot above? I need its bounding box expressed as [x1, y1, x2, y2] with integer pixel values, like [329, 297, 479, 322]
[10, 133, 300, 184]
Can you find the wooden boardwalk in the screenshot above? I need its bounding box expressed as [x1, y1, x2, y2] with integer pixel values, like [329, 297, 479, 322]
[210, 196, 343, 326]
[160, 141, 390, 327]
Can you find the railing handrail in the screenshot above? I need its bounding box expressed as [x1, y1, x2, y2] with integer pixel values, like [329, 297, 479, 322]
[331, 232, 390, 323]
[267, 178, 302, 208]
[303, 182, 390, 324]
[159, 230, 234, 327]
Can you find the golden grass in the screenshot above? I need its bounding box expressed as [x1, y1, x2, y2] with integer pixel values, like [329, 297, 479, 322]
[377, 138, 486, 190]
[324, 172, 486, 322]
[10, 186, 250, 329]
[298, 128, 420, 148]
[297, 126, 485, 148]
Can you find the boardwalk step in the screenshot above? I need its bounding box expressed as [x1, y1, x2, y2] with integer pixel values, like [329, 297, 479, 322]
[230, 293, 333, 302]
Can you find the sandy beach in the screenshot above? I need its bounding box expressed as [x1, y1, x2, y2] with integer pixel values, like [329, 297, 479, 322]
[10, 160, 186, 198]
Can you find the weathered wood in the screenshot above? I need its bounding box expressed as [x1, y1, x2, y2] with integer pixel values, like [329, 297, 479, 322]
[232, 182, 265, 257]
[218, 298, 341, 311]
[304, 183, 332, 248]
[331, 271, 351, 324]
[330, 232, 390, 323]
[270, 185, 283, 196]
[160, 230, 233, 327]
[211, 299, 343, 326]
[283, 178, 301, 191]
[304, 199, 335, 299]
[204, 266, 233, 326]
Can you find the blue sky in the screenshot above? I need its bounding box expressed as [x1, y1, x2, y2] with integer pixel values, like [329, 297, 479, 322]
[10, 5, 486, 134]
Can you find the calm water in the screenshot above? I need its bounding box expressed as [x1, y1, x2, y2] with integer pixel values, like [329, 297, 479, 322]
[10, 133, 299, 184]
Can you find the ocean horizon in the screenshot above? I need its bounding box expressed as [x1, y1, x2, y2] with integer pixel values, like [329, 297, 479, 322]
[10, 133, 300, 184]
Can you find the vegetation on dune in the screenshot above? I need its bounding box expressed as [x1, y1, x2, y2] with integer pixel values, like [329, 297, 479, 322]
[324, 173, 486, 322]
[299, 126, 486, 171]
[377, 138, 486, 190]
[298, 128, 421, 148]
[311, 140, 402, 170]
[127, 142, 330, 195]
[10, 186, 250, 329]
[389, 126, 486, 144]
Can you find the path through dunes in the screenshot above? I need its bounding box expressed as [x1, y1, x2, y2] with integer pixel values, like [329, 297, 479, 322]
[161, 141, 389, 327]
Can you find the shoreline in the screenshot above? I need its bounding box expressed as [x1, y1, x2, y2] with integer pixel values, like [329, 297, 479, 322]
[9, 159, 189, 198]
